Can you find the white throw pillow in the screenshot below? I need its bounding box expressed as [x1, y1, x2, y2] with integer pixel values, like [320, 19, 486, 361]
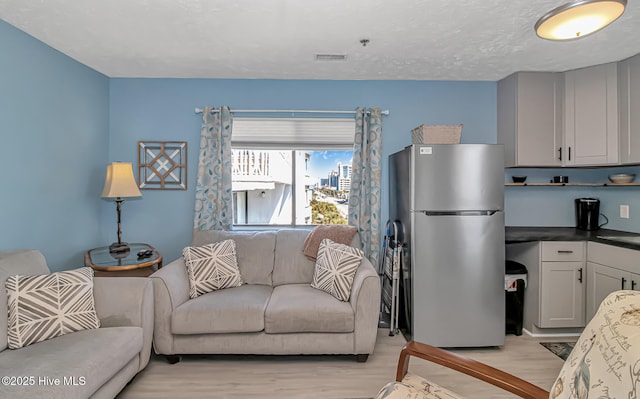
[183, 239, 243, 298]
[5, 267, 100, 349]
[311, 238, 363, 301]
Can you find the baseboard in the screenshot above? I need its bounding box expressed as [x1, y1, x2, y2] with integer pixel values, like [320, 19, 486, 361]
[522, 328, 582, 338]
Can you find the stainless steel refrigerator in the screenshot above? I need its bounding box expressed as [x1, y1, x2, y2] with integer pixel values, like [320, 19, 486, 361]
[389, 144, 505, 347]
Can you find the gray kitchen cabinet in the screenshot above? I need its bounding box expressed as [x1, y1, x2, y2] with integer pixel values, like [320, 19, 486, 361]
[538, 242, 585, 328]
[586, 242, 640, 321]
[564, 62, 619, 166]
[506, 241, 585, 334]
[618, 53, 640, 164]
[585, 262, 630, 321]
[498, 72, 563, 167]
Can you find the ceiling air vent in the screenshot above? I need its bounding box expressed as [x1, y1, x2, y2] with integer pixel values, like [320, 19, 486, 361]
[315, 54, 347, 61]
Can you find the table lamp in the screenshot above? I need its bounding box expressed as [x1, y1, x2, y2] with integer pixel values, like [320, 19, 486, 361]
[101, 162, 142, 253]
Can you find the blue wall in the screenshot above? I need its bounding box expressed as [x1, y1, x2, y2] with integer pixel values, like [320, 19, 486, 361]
[0, 20, 110, 271]
[107, 79, 497, 262]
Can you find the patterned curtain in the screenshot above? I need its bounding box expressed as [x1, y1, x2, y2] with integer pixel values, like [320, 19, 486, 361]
[348, 107, 383, 266]
[193, 105, 234, 231]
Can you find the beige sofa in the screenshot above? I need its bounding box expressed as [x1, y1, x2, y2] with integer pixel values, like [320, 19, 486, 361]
[0, 249, 154, 399]
[151, 229, 381, 362]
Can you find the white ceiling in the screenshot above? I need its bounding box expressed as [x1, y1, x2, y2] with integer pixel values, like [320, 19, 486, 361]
[1, 0, 639, 81]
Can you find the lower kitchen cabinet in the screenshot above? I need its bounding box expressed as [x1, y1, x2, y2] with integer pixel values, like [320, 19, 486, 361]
[506, 241, 586, 333]
[539, 260, 585, 328]
[539, 242, 586, 328]
[507, 238, 640, 334]
[586, 242, 640, 321]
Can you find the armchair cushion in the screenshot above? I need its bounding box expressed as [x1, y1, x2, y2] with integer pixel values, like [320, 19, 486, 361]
[5, 267, 100, 349]
[183, 240, 243, 298]
[376, 373, 465, 399]
[551, 290, 640, 399]
[311, 238, 363, 301]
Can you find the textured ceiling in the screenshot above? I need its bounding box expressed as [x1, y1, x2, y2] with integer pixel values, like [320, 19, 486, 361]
[1, 0, 640, 81]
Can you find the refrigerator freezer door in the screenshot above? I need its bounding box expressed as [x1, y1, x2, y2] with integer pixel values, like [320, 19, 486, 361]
[411, 144, 504, 212]
[411, 210, 505, 347]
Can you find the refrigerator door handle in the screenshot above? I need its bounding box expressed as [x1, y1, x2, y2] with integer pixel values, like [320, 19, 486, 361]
[420, 210, 500, 216]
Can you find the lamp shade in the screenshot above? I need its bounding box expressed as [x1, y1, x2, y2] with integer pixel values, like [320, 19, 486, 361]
[101, 162, 142, 199]
[535, 0, 626, 40]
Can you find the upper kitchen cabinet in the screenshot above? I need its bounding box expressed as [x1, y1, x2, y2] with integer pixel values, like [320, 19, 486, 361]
[564, 62, 619, 166]
[618, 53, 640, 164]
[498, 72, 563, 167]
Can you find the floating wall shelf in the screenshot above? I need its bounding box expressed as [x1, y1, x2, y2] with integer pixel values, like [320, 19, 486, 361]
[505, 183, 640, 187]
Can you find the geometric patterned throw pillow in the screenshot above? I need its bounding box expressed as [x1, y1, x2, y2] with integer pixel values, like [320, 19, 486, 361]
[5, 267, 100, 349]
[310, 238, 363, 302]
[182, 240, 243, 299]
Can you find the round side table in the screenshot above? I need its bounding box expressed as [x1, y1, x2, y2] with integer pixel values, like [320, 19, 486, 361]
[85, 243, 163, 277]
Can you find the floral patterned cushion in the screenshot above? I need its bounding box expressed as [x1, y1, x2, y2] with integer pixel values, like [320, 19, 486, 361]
[550, 290, 640, 399]
[375, 373, 465, 399]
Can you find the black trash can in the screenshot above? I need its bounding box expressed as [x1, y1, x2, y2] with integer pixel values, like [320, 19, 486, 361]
[505, 260, 527, 336]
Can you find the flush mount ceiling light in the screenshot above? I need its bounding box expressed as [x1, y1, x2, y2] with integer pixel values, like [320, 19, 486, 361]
[535, 0, 626, 40]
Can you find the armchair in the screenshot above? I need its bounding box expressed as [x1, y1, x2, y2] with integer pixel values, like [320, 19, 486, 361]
[376, 290, 640, 399]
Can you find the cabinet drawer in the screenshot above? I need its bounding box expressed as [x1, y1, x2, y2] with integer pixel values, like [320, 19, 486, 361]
[541, 241, 585, 261]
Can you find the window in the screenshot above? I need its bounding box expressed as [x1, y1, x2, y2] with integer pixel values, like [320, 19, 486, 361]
[230, 118, 354, 226]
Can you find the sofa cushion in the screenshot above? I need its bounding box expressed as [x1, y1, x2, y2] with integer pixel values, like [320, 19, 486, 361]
[6, 267, 100, 349]
[265, 284, 354, 333]
[172, 284, 273, 334]
[311, 239, 363, 301]
[0, 250, 50, 352]
[183, 240, 243, 298]
[273, 229, 318, 286]
[192, 230, 276, 285]
[0, 326, 142, 399]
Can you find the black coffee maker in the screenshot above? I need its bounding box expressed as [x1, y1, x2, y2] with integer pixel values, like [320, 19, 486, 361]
[575, 198, 600, 230]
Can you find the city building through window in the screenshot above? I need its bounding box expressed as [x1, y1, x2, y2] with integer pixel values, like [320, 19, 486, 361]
[230, 117, 355, 226]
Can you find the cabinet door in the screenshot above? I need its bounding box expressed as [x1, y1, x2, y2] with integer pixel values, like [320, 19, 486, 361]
[539, 261, 585, 328]
[498, 72, 563, 167]
[586, 261, 629, 322]
[632, 273, 640, 292]
[619, 54, 640, 164]
[564, 63, 618, 165]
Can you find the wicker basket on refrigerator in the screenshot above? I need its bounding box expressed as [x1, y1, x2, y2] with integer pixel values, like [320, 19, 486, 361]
[411, 124, 463, 144]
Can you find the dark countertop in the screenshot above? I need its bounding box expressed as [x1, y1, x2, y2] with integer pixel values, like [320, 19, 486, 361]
[506, 226, 640, 251]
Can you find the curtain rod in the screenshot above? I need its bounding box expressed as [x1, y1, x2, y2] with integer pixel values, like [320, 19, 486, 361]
[194, 107, 390, 116]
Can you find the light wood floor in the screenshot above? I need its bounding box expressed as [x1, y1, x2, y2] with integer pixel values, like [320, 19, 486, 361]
[118, 329, 571, 399]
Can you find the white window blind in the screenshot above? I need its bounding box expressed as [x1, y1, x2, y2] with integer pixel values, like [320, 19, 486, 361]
[232, 118, 356, 148]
